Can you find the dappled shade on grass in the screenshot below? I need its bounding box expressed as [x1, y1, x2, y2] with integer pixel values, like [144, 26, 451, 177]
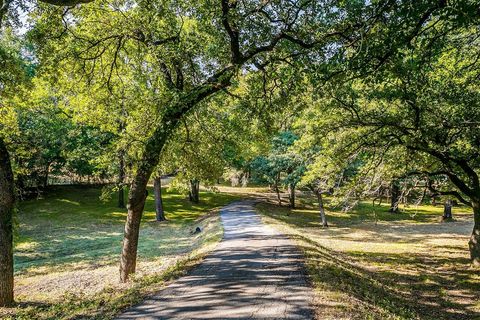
[13, 185, 239, 289]
[257, 200, 479, 320]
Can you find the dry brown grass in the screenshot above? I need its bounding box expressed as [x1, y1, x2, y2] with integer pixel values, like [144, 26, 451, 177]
[256, 198, 480, 320]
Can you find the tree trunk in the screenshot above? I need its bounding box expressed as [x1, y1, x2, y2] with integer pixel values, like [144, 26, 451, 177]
[288, 184, 295, 209]
[118, 150, 126, 209]
[43, 162, 50, 188]
[469, 200, 480, 266]
[119, 123, 173, 282]
[389, 181, 400, 213]
[442, 200, 453, 221]
[275, 184, 281, 206]
[189, 179, 200, 203]
[154, 177, 165, 221]
[119, 169, 150, 282]
[119, 64, 235, 282]
[0, 138, 15, 306]
[317, 191, 328, 227]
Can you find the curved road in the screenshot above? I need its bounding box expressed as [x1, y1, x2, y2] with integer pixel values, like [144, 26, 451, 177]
[116, 200, 313, 319]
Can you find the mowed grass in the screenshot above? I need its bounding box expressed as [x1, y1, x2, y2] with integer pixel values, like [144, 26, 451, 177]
[15, 185, 238, 274]
[2, 184, 239, 319]
[256, 195, 480, 320]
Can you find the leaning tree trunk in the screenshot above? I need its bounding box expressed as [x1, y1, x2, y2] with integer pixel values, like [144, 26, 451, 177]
[154, 177, 166, 221]
[317, 191, 328, 227]
[119, 117, 177, 282]
[118, 150, 126, 209]
[469, 200, 480, 266]
[288, 184, 295, 209]
[0, 138, 15, 306]
[119, 168, 150, 282]
[119, 65, 235, 282]
[389, 181, 401, 213]
[189, 179, 200, 203]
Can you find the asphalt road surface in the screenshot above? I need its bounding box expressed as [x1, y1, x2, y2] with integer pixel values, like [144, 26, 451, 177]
[116, 200, 313, 319]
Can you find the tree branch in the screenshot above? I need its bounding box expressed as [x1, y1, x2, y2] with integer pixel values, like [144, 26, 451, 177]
[38, 0, 93, 5]
[427, 177, 472, 207]
[221, 0, 242, 63]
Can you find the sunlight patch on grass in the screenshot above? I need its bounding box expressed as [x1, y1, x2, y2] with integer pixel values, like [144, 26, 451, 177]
[56, 199, 81, 205]
[14, 241, 39, 251]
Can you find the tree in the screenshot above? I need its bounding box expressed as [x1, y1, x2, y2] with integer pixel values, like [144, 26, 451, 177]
[0, 0, 97, 307]
[274, 132, 305, 209]
[300, 152, 343, 228]
[20, 0, 457, 284]
[0, 30, 28, 307]
[251, 131, 305, 208]
[251, 155, 283, 205]
[317, 24, 480, 264]
[163, 96, 244, 203]
[153, 175, 165, 221]
[0, 137, 14, 306]
[0, 0, 94, 27]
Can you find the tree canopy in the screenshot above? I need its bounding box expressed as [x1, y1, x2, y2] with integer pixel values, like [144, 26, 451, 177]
[2, 0, 480, 308]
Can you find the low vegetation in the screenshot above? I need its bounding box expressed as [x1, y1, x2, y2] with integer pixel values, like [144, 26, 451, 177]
[256, 197, 480, 320]
[1, 185, 238, 319]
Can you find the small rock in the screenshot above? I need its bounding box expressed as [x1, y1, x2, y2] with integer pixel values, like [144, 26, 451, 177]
[193, 226, 202, 234]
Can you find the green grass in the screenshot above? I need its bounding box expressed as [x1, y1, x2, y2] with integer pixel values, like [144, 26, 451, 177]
[1, 184, 240, 319]
[256, 199, 479, 320]
[288, 193, 472, 225]
[14, 185, 239, 275]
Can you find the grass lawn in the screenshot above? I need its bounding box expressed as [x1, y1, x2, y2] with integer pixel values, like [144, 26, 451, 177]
[2, 184, 240, 319]
[256, 195, 480, 320]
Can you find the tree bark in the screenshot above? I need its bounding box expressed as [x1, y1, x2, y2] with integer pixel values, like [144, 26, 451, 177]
[288, 184, 295, 209]
[154, 177, 165, 221]
[119, 169, 150, 282]
[119, 112, 179, 282]
[118, 150, 126, 209]
[189, 179, 200, 203]
[469, 200, 480, 266]
[317, 191, 328, 227]
[0, 138, 14, 306]
[389, 181, 400, 213]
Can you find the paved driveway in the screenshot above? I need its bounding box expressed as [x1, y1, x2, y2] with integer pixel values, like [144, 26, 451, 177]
[116, 200, 313, 319]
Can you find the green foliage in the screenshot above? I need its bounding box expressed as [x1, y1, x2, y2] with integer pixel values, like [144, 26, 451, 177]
[0, 30, 31, 96]
[283, 16, 480, 212]
[1, 0, 480, 312]
[6, 79, 116, 190]
[251, 131, 306, 190]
